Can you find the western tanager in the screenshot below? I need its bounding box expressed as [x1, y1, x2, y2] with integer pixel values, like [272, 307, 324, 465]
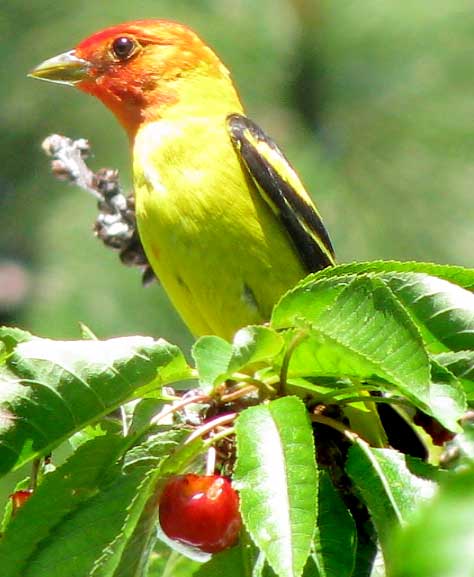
[30, 19, 335, 339]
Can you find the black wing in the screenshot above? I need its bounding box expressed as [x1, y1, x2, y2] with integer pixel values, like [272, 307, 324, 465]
[227, 113, 335, 273]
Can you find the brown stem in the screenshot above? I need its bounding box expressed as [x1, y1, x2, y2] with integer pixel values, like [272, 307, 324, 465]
[150, 392, 211, 426]
[185, 413, 237, 445]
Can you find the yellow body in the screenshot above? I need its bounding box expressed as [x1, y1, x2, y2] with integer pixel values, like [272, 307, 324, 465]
[29, 19, 333, 340]
[133, 73, 306, 338]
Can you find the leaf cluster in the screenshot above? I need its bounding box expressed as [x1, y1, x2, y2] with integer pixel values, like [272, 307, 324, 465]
[1, 261, 474, 576]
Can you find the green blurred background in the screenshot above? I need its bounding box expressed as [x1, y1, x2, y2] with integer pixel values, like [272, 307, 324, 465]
[1, 0, 473, 346]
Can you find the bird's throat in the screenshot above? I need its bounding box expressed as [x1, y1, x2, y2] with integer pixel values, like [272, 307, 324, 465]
[78, 62, 242, 141]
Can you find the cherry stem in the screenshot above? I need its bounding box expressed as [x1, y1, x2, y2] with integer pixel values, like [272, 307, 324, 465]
[185, 413, 237, 445]
[225, 374, 276, 398]
[206, 447, 216, 476]
[203, 427, 236, 448]
[219, 384, 257, 403]
[150, 393, 211, 426]
[279, 330, 308, 394]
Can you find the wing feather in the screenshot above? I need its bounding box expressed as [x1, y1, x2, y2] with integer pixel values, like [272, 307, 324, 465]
[227, 113, 335, 272]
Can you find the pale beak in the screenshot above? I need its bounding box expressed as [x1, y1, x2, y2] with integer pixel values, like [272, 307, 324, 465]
[29, 50, 90, 85]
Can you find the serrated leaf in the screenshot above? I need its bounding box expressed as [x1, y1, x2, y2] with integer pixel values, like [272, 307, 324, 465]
[346, 441, 436, 559]
[234, 396, 318, 577]
[312, 472, 356, 577]
[299, 261, 474, 291]
[428, 360, 465, 432]
[108, 490, 158, 577]
[388, 468, 474, 577]
[0, 334, 190, 475]
[272, 277, 349, 331]
[0, 423, 201, 577]
[276, 263, 474, 354]
[123, 427, 190, 472]
[84, 471, 157, 577]
[0, 435, 128, 576]
[434, 350, 474, 400]
[280, 276, 431, 404]
[380, 272, 474, 353]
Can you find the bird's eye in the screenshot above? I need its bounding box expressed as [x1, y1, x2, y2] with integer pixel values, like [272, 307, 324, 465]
[111, 37, 137, 61]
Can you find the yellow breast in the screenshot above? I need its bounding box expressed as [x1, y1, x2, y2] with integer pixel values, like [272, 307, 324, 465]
[133, 113, 306, 339]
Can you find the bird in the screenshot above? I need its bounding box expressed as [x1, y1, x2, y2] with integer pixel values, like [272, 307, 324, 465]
[30, 19, 335, 340]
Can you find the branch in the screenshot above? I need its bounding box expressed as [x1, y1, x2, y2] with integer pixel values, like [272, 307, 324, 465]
[41, 134, 156, 286]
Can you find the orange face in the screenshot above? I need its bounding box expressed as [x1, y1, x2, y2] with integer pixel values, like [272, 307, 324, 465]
[31, 19, 223, 135]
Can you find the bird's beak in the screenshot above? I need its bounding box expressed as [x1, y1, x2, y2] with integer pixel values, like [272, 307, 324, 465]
[29, 50, 90, 85]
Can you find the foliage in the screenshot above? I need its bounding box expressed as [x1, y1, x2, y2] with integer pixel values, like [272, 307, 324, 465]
[1, 261, 474, 575]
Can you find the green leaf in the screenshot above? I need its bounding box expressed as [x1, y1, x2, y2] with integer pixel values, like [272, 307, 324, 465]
[435, 350, 474, 400]
[192, 335, 233, 390]
[234, 396, 318, 577]
[110, 490, 159, 577]
[123, 427, 191, 472]
[0, 422, 201, 577]
[272, 277, 348, 331]
[192, 327, 283, 391]
[85, 471, 158, 577]
[0, 326, 32, 353]
[0, 435, 129, 576]
[227, 326, 284, 373]
[195, 543, 252, 577]
[379, 272, 474, 353]
[278, 276, 431, 402]
[312, 472, 356, 577]
[428, 360, 465, 432]
[277, 264, 474, 354]
[0, 333, 190, 475]
[346, 441, 436, 558]
[159, 551, 202, 577]
[299, 261, 474, 291]
[388, 468, 474, 577]
[129, 398, 168, 437]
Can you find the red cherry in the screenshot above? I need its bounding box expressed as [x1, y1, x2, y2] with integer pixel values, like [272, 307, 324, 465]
[159, 474, 241, 553]
[10, 490, 33, 513]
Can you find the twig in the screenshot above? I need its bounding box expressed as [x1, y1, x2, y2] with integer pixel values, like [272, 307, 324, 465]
[41, 134, 155, 285]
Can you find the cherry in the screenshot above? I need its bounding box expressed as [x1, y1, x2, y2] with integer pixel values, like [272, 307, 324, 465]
[10, 490, 33, 513]
[159, 474, 241, 553]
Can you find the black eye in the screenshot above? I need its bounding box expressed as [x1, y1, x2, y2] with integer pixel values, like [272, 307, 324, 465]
[111, 37, 136, 60]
